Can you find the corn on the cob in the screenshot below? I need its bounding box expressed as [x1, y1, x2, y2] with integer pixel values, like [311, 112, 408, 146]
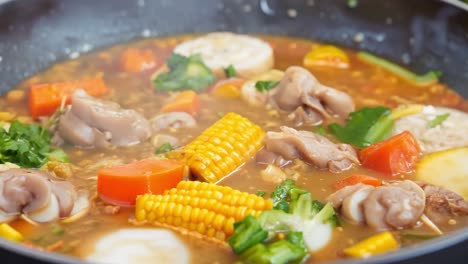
[343, 231, 399, 258]
[170, 112, 265, 183]
[135, 181, 272, 241]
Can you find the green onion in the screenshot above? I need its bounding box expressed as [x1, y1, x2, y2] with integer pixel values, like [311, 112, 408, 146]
[347, 0, 359, 8]
[224, 64, 237, 78]
[255, 81, 279, 92]
[51, 225, 65, 236]
[315, 125, 326, 136]
[256, 191, 266, 197]
[155, 143, 173, 154]
[427, 113, 450, 128]
[357, 52, 440, 86]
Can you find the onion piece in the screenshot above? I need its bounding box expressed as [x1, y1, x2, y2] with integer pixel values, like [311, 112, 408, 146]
[62, 193, 90, 223]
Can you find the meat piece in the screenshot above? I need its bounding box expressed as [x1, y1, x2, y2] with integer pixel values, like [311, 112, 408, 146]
[150, 112, 196, 132]
[50, 181, 77, 217]
[152, 134, 180, 149]
[58, 90, 151, 148]
[287, 106, 322, 127]
[0, 169, 84, 223]
[103, 205, 121, 215]
[417, 182, 468, 224]
[327, 183, 369, 208]
[269, 66, 354, 124]
[255, 148, 291, 167]
[0, 169, 51, 214]
[264, 126, 359, 172]
[241, 80, 269, 107]
[342, 185, 375, 224]
[363, 180, 425, 230]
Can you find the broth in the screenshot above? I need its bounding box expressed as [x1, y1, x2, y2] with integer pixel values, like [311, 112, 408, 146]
[0, 34, 467, 263]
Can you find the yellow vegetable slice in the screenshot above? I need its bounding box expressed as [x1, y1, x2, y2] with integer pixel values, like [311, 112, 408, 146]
[391, 104, 424, 119]
[0, 223, 24, 242]
[416, 147, 468, 199]
[344, 231, 398, 258]
[303, 45, 350, 69]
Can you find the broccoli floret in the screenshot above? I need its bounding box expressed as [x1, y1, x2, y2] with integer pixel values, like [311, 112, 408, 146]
[241, 236, 308, 264]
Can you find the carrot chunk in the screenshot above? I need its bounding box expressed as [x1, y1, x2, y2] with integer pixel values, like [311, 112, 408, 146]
[161, 90, 201, 116]
[211, 78, 245, 99]
[332, 174, 382, 190]
[28, 78, 109, 118]
[97, 159, 186, 206]
[119, 48, 157, 73]
[359, 131, 421, 177]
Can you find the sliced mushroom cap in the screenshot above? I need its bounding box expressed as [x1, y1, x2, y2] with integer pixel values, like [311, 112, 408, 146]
[24, 194, 60, 223]
[326, 183, 368, 209]
[150, 112, 196, 132]
[363, 180, 425, 230]
[342, 185, 375, 224]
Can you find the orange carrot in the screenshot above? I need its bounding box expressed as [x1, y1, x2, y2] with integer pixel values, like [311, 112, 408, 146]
[29, 78, 109, 118]
[211, 78, 245, 99]
[161, 90, 201, 116]
[359, 131, 421, 177]
[120, 48, 157, 73]
[332, 174, 382, 190]
[97, 159, 186, 206]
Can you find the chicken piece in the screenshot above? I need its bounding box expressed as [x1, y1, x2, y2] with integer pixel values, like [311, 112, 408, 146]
[264, 126, 359, 173]
[152, 134, 180, 149]
[57, 90, 151, 148]
[269, 66, 354, 123]
[150, 112, 196, 132]
[0, 169, 89, 224]
[255, 148, 291, 167]
[417, 182, 468, 224]
[363, 180, 425, 230]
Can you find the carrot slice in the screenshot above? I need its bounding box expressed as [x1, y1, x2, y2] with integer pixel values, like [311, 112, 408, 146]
[120, 48, 157, 73]
[97, 159, 186, 206]
[332, 174, 382, 190]
[211, 78, 245, 99]
[29, 78, 109, 118]
[161, 90, 201, 116]
[359, 131, 421, 177]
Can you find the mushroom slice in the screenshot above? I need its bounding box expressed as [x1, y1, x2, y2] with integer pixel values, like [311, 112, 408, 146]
[342, 185, 374, 224]
[62, 192, 90, 223]
[24, 194, 60, 223]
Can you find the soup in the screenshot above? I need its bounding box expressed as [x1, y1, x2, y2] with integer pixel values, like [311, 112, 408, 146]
[0, 32, 467, 263]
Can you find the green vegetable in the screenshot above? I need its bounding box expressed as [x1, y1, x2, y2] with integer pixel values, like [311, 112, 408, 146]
[401, 233, 438, 241]
[271, 179, 297, 212]
[241, 237, 308, 264]
[357, 52, 440, 86]
[51, 224, 65, 236]
[154, 53, 215, 92]
[255, 81, 279, 92]
[0, 120, 68, 168]
[315, 125, 326, 136]
[228, 215, 268, 254]
[224, 64, 237, 78]
[256, 191, 266, 197]
[329, 106, 394, 148]
[47, 149, 70, 163]
[347, 0, 359, 8]
[155, 142, 173, 154]
[427, 113, 450, 128]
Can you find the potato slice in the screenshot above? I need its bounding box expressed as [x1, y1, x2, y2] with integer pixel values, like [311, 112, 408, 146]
[416, 147, 468, 199]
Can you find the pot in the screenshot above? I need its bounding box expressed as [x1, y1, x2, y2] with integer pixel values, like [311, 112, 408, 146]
[0, 0, 467, 263]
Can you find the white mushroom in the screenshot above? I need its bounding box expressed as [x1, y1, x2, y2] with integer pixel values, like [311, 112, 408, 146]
[342, 185, 375, 224]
